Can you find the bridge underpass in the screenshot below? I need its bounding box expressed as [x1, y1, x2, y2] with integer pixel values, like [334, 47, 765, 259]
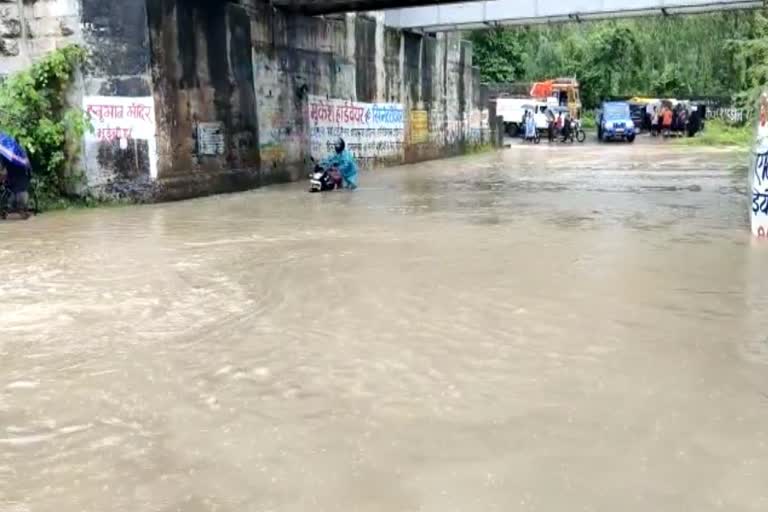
[383, 0, 766, 31]
[271, 0, 481, 16]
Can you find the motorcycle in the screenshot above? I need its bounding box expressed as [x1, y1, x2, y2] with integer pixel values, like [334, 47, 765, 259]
[309, 158, 343, 193]
[0, 170, 37, 220]
[558, 119, 586, 144]
[572, 119, 587, 143]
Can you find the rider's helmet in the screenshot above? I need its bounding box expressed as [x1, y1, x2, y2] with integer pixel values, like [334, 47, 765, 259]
[334, 137, 345, 154]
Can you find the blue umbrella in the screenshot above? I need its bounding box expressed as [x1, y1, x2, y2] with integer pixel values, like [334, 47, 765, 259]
[0, 132, 30, 170]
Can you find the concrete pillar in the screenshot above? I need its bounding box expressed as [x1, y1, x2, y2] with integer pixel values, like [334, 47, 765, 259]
[751, 91, 768, 238]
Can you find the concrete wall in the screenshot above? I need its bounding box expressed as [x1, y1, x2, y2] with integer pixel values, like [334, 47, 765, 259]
[0, 0, 491, 202]
[250, 6, 355, 183]
[80, 0, 156, 197]
[146, 0, 260, 200]
[0, 0, 81, 75]
[245, 3, 491, 192]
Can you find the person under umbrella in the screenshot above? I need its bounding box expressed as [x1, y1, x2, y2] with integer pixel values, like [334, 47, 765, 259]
[523, 110, 537, 142]
[0, 132, 33, 218]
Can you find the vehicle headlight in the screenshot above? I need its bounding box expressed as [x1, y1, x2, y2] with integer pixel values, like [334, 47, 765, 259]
[605, 121, 614, 129]
[627, 121, 635, 129]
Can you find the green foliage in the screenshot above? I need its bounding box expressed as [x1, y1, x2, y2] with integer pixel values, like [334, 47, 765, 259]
[470, 29, 525, 83]
[470, 12, 758, 109]
[578, 25, 643, 108]
[675, 119, 752, 147]
[649, 64, 693, 98]
[0, 45, 89, 206]
[580, 111, 596, 130]
[730, 10, 768, 115]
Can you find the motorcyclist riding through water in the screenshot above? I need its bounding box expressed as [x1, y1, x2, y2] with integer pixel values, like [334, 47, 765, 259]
[320, 137, 359, 190]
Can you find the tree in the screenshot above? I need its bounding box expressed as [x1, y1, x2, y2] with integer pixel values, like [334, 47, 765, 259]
[731, 9, 768, 113]
[469, 12, 756, 109]
[469, 29, 524, 83]
[579, 25, 643, 107]
[650, 65, 692, 98]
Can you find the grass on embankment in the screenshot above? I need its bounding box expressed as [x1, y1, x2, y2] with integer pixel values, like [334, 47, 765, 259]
[674, 119, 753, 149]
[581, 112, 597, 130]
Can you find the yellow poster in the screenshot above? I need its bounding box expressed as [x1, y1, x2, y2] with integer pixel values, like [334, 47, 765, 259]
[410, 110, 428, 144]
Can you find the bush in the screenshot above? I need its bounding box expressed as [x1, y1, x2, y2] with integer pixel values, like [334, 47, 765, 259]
[581, 111, 597, 130]
[0, 45, 89, 207]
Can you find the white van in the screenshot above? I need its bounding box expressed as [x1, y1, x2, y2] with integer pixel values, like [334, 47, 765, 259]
[496, 98, 549, 136]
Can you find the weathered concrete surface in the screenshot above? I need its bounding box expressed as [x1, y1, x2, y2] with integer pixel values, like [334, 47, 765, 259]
[0, 0, 491, 201]
[0, 0, 81, 74]
[1, 143, 766, 511]
[231, 3, 490, 202]
[274, 0, 483, 15]
[146, 0, 261, 201]
[384, 0, 765, 31]
[79, 0, 155, 197]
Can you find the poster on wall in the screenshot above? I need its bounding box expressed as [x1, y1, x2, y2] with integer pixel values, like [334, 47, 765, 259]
[307, 95, 405, 168]
[751, 92, 768, 238]
[410, 110, 428, 144]
[83, 96, 158, 179]
[197, 122, 225, 156]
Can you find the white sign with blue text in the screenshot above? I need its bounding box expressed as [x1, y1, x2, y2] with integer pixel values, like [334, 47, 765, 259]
[752, 92, 768, 238]
[307, 96, 405, 167]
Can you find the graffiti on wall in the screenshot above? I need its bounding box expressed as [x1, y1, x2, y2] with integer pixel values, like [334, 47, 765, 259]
[752, 92, 768, 238]
[308, 96, 405, 168]
[445, 118, 467, 145]
[258, 107, 303, 165]
[85, 96, 156, 142]
[706, 107, 746, 125]
[410, 110, 428, 144]
[469, 110, 483, 143]
[83, 96, 158, 179]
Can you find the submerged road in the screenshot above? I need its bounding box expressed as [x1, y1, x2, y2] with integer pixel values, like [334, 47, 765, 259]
[1, 141, 767, 511]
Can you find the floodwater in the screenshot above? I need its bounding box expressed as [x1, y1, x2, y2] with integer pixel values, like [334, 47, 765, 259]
[2, 140, 768, 511]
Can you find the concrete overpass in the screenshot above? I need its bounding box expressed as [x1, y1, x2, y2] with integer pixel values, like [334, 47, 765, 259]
[382, 0, 766, 31]
[272, 0, 482, 16]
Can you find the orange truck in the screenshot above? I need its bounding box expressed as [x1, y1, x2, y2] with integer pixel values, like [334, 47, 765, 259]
[530, 78, 582, 120]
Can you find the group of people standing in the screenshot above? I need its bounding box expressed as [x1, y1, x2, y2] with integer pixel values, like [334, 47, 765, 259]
[522, 109, 572, 142]
[650, 104, 688, 137]
[546, 110, 572, 142]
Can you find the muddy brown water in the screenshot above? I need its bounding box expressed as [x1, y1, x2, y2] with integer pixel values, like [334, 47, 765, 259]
[2, 141, 768, 511]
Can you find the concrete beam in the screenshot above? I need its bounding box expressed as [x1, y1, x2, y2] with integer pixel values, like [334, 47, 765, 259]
[384, 0, 766, 31]
[272, 0, 483, 16]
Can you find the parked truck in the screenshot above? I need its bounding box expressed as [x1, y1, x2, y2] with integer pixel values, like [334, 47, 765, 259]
[530, 78, 582, 120]
[496, 98, 552, 137]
